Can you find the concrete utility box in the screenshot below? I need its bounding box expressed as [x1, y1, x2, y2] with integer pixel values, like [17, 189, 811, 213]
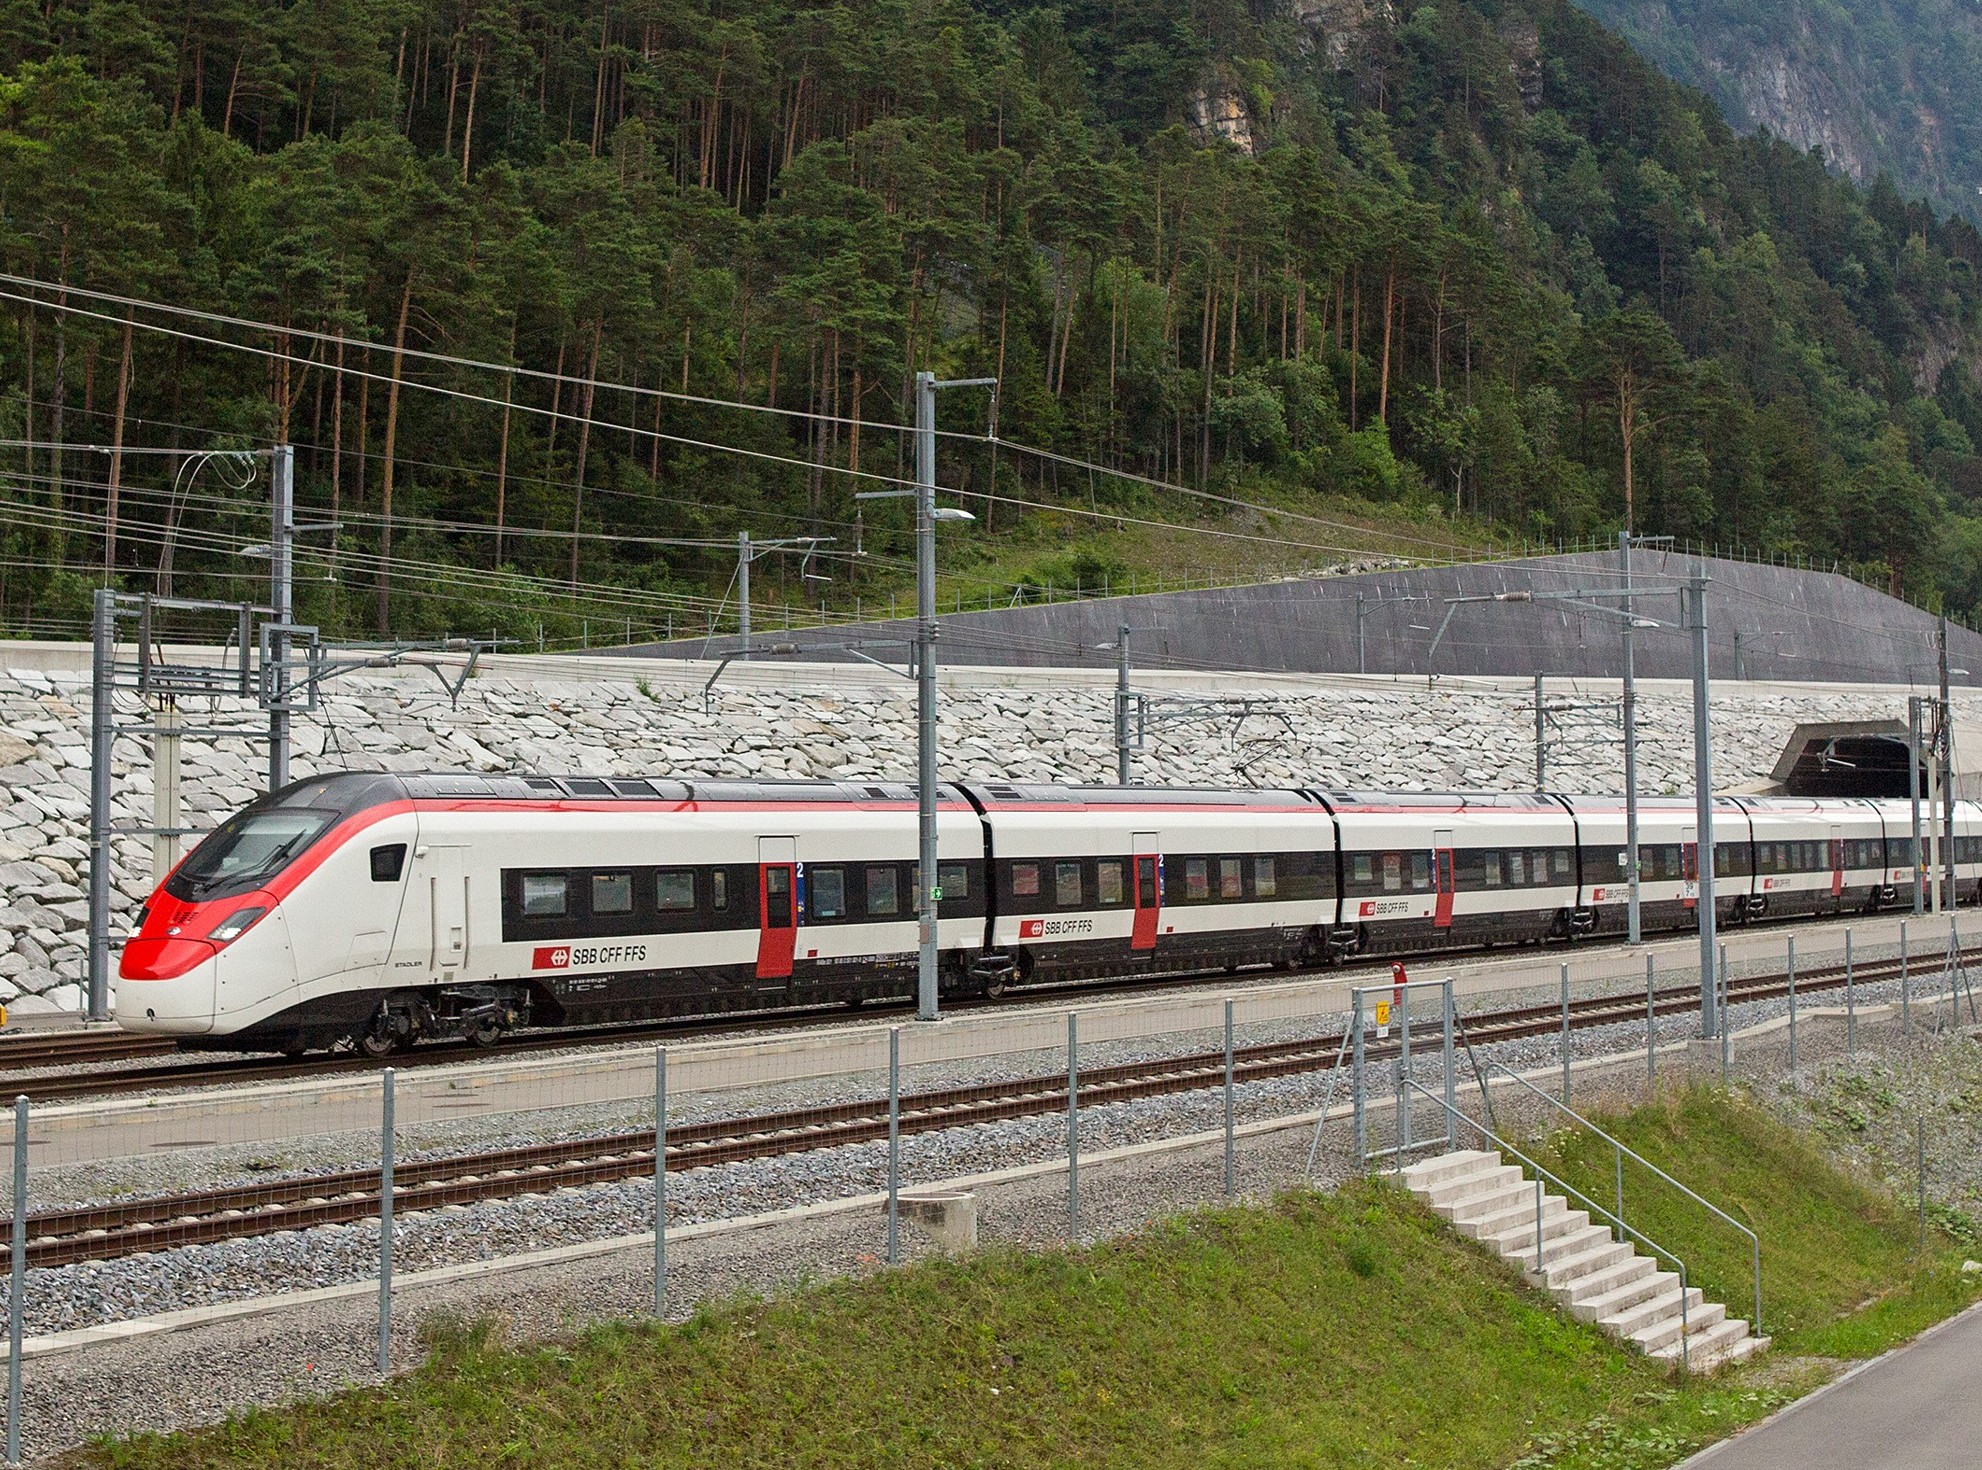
[895, 1191, 978, 1253]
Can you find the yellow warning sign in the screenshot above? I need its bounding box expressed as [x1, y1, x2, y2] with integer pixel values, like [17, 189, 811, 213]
[1374, 1000, 1390, 1027]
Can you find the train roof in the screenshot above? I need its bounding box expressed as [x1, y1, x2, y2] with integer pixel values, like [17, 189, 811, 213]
[1313, 790, 1567, 814]
[957, 782, 1315, 808]
[271, 772, 956, 810]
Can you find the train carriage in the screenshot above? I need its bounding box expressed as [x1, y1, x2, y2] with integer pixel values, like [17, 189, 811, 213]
[1735, 796, 1886, 920]
[1319, 792, 1579, 953]
[967, 784, 1337, 987]
[1554, 796, 1749, 936]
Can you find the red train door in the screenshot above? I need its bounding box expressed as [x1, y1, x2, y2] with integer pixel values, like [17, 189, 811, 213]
[1830, 827, 1844, 898]
[1432, 831, 1455, 929]
[1131, 834, 1160, 952]
[1680, 828, 1699, 910]
[756, 837, 797, 981]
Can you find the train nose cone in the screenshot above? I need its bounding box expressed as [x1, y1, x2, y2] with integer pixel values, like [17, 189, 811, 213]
[116, 943, 217, 1035]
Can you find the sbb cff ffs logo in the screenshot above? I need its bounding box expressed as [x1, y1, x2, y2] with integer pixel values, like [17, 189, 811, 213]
[533, 945, 571, 970]
[1019, 919, 1046, 939]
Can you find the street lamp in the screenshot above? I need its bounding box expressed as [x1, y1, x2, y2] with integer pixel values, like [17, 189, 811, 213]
[857, 370, 996, 1022]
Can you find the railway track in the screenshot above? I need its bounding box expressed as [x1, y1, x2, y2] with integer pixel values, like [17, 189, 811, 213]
[5, 918, 1961, 1104]
[21, 942, 1973, 1270]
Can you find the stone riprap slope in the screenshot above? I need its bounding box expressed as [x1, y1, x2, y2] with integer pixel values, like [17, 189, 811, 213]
[0, 657, 1933, 1015]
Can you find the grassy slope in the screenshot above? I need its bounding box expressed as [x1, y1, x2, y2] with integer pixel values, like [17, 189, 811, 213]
[79, 1091, 1980, 1470]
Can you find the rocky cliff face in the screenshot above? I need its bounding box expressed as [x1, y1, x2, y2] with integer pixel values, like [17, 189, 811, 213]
[1576, 0, 1982, 225]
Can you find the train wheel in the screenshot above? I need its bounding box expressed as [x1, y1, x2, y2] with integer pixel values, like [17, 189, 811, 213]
[983, 973, 1009, 1001]
[466, 1016, 505, 1048]
[357, 1016, 401, 1058]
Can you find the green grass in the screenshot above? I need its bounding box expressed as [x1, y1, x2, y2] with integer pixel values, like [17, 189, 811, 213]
[1527, 1087, 1976, 1359]
[74, 1091, 1981, 1470]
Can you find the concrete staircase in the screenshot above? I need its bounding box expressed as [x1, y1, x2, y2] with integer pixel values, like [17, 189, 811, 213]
[1401, 1149, 1768, 1373]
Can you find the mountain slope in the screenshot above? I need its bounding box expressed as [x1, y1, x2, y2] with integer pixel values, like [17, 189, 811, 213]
[0, 0, 1978, 645]
[1576, 0, 1982, 226]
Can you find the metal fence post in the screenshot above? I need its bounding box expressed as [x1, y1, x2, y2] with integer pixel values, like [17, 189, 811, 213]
[1442, 979, 1457, 1150]
[7, 1097, 25, 1468]
[654, 1049, 667, 1315]
[1918, 1115, 1928, 1249]
[1222, 1000, 1235, 1199]
[1560, 963, 1571, 1105]
[1787, 935, 1797, 1073]
[1067, 1012, 1079, 1242]
[888, 1027, 901, 1262]
[1719, 945, 1730, 1081]
[378, 1067, 394, 1375]
[1902, 919, 1912, 1031]
[1397, 984, 1412, 1163]
[1845, 928, 1855, 1056]
[1351, 988, 1366, 1164]
[1646, 954, 1657, 1082]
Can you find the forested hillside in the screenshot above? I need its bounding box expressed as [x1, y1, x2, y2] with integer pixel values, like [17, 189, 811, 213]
[1577, 1, 1982, 229]
[1, 0, 1980, 645]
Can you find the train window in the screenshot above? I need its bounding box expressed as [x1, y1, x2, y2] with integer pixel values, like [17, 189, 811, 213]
[369, 844, 407, 883]
[712, 870, 729, 911]
[1056, 862, 1083, 907]
[811, 867, 846, 920]
[939, 863, 970, 901]
[1137, 857, 1158, 907]
[1530, 851, 1548, 885]
[1482, 851, 1501, 887]
[1553, 850, 1571, 878]
[1097, 860, 1124, 905]
[1186, 858, 1210, 900]
[1352, 853, 1374, 885]
[1508, 851, 1526, 885]
[867, 867, 900, 917]
[1410, 853, 1431, 891]
[521, 873, 567, 917]
[765, 867, 791, 927]
[656, 870, 695, 912]
[593, 872, 634, 915]
[1253, 856, 1277, 898]
[1012, 863, 1041, 898]
[1382, 854, 1402, 892]
[1220, 859, 1243, 899]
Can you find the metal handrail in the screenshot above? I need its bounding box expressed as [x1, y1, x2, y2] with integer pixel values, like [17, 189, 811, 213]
[1404, 1080, 1695, 1371]
[1485, 1061, 1762, 1337]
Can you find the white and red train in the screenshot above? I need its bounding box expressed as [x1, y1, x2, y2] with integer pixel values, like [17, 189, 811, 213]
[116, 772, 1982, 1055]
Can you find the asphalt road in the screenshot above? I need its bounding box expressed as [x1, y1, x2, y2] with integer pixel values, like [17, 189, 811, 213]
[1680, 1298, 1982, 1469]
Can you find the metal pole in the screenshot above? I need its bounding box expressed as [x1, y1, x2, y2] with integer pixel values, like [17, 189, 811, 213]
[1941, 615, 1956, 912]
[1910, 698, 1925, 914]
[268, 443, 293, 793]
[1560, 963, 1572, 1104]
[1845, 928, 1855, 1055]
[1442, 979, 1456, 1150]
[665, 1053, 673, 1315]
[1351, 987, 1366, 1162]
[737, 531, 751, 659]
[378, 1067, 394, 1375]
[1646, 954, 1656, 1081]
[86, 588, 114, 1022]
[1621, 531, 1642, 943]
[1223, 999, 1235, 1198]
[1398, 984, 1412, 1157]
[1066, 1012, 1079, 1242]
[1534, 672, 1545, 792]
[1719, 944, 1730, 1081]
[1690, 577, 1720, 1038]
[1356, 592, 1366, 675]
[1903, 919, 1912, 1030]
[1918, 1115, 1927, 1248]
[7, 1097, 25, 1468]
[1115, 626, 1132, 785]
[915, 370, 939, 1022]
[1787, 935, 1797, 1073]
[887, 1027, 901, 1263]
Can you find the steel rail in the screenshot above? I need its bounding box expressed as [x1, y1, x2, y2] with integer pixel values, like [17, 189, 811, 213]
[21, 939, 1973, 1269]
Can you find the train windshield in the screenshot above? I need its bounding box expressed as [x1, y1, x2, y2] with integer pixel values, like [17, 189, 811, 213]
[165, 809, 336, 901]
